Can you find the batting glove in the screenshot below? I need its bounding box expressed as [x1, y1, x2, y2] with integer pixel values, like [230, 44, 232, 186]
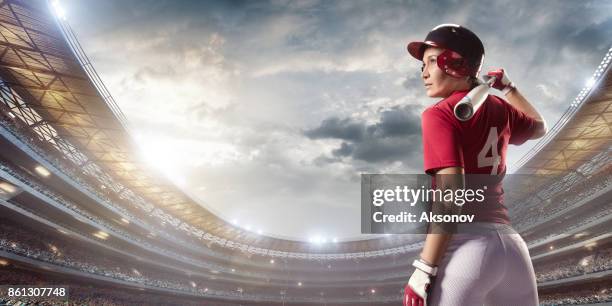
[404, 259, 437, 306]
[485, 68, 515, 95]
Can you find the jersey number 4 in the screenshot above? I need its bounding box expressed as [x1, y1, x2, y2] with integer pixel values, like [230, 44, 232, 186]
[478, 127, 501, 175]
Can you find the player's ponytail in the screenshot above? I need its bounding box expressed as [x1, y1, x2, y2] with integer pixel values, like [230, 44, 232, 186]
[468, 76, 479, 90]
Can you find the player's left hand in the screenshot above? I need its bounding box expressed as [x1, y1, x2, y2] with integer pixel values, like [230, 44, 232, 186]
[404, 268, 432, 306]
[484, 68, 515, 95]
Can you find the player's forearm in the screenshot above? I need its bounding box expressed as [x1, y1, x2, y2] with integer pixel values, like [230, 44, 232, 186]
[504, 88, 542, 121]
[420, 167, 464, 266]
[505, 88, 548, 138]
[420, 233, 452, 266]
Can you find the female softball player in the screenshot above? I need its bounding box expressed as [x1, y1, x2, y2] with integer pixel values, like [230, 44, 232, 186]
[403, 24, 548, 306]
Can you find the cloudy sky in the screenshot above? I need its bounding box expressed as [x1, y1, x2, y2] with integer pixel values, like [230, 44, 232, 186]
[61, 0, 612, 240]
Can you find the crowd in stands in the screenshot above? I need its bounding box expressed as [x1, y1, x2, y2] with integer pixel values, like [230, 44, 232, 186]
[1, 213, 611, 304]
[0, 159, 280, 280]
[0, 220, 236, 298]
[540, 288, 611, 305]
[0, 118, 205, 248]
[0, 219, 406, 303]
[535, 246, 612, 282]
[513, 163, 612, 231]
[0, 156, 436, 283]
[0, 118, 424, 262]
[526, 204, 612, 254]
[3, 114, 611, 264]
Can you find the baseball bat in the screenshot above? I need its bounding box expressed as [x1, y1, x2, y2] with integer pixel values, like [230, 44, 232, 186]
[453, 76, 496, 121]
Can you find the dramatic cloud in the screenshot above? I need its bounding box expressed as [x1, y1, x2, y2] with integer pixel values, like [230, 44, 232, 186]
[64, 0, 612, 239]
[304, 105, 422, 164]
[304, 117, 365, 141]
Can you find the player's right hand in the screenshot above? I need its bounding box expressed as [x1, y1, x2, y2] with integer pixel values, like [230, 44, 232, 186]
[404, 268, 432, 306]
[485, 68, 514, 94]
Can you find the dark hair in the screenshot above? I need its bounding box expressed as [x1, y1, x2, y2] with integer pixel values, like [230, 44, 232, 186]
[468, 76, 480, 89]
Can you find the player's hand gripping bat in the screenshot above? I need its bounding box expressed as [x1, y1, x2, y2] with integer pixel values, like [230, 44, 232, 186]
[453, 76, 496, 121]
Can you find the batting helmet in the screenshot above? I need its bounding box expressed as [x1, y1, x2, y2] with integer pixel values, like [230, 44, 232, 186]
[407, 24, 485, 78]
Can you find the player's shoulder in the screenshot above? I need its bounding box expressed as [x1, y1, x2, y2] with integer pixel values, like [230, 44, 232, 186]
[485, 94, 514, 115]
[487, 94, 509, 106]
[422, 91, 511, 125]
[422, 90, 468, 119]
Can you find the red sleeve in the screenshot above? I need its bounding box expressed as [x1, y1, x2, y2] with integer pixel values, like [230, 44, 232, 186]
[421, 107, 463, 175]
[507, 102, 537, 145]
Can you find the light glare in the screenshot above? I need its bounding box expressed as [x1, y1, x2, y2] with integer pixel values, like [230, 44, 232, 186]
[585, 77, 595, 88]
[51, 0, 66, 20]
[35, 165, 51, 177]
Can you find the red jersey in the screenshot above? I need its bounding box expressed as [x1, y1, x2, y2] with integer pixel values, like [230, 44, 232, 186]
[421, 89, 538, 224]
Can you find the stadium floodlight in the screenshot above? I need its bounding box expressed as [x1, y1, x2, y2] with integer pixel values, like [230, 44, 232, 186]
[231, 268, 235, 272]
[371, 289, 376, 294]
[34, 165, 51, 177]
[579, 257, 591, 267]
[585, 77, 595, 88]
[0, 259, 8, 266]
[270, 259, 275, 264]
[0, 181, 18, 196]
[93, 231, 109, 240]
[310, 236, 323, 244]
[297, 282, 302, 286]
[51, 0, 66, 20]
[549, 245, 554, 250]
[574, 232, 589, 238]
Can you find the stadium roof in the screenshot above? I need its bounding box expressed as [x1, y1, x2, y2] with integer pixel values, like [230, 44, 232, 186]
[513, 53, 612, 175]
[0, 0, 247, 243]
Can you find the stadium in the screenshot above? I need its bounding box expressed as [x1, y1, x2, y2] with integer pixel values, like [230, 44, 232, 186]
[0, 0, 610, 305]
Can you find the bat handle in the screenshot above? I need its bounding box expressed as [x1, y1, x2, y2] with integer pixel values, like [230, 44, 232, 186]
[482, 75, 496, 87]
